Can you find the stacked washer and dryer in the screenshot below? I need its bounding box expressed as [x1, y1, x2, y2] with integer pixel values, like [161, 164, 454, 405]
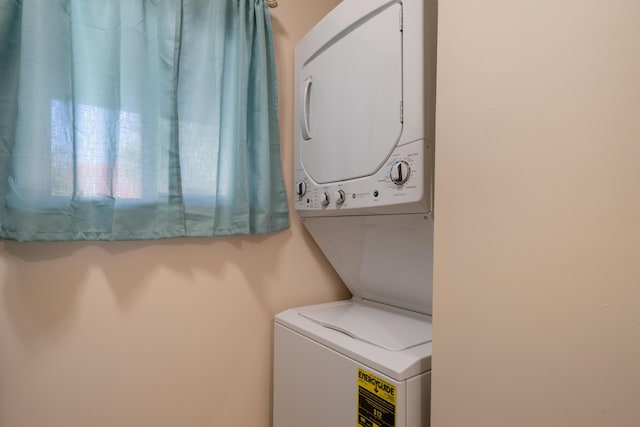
[273, 0, 437, 426]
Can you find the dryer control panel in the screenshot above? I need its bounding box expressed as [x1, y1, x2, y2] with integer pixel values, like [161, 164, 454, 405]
[294, 140, 431, 216]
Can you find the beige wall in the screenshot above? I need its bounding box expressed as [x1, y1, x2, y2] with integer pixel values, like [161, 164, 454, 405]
[6, 0, 639, 426]
[0, 1, 347, 427]
[432, 0, 640, 426]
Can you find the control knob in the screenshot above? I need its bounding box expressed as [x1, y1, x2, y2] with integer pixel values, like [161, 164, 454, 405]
[390, 160, 411, 185]
[295, 181, 306, 197]
[321, 192, 330, 207]
[334, 190, 345, 205]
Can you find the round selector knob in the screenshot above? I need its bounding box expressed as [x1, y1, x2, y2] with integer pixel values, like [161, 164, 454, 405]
[390, 160, 411, 185]
[295, 181, 306, 197]
[334, 190, 345, 205]
[320, 192, 330, 207]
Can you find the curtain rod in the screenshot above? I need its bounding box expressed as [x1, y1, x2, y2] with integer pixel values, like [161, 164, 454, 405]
[267, 0, 278, 7]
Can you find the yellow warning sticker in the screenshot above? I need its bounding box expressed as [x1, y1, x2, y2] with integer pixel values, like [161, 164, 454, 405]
[357, 368, 396, 427]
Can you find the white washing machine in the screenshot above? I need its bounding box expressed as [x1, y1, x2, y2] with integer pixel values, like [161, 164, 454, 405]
[274, 0, 437, 426]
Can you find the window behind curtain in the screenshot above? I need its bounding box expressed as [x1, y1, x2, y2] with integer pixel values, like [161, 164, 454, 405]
[0, 0, 289, 241]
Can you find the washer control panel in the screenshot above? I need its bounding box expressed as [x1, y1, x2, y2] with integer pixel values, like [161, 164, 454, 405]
[294, 140, 430, 213]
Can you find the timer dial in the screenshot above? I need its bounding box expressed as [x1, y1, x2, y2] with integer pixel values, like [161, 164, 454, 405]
[390, 161, 411, 185]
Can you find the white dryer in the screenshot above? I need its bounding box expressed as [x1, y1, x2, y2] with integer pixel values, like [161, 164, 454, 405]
[274, 0, 437, 426]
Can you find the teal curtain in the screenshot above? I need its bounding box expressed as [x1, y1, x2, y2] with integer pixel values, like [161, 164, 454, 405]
[0, 0, 289, 241]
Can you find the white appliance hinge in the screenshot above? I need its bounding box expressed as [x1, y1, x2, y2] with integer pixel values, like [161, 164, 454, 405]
[400, 100, 404, 123]
[399, 7, 403, 32]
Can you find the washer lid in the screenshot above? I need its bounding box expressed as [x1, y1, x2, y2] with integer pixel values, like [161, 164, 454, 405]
[276, 299, 432, 380]
[300, 300, 432, 351]
[298, 2, 403, 184]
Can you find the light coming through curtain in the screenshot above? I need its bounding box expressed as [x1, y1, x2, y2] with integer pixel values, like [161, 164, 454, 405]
[0, 0, 289, 241]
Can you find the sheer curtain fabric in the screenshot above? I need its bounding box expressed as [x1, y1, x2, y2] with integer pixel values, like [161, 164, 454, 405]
[0, 0, 289, 241]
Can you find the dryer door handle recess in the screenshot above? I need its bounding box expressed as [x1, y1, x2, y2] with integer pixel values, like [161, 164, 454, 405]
[301, 76, 313, 140]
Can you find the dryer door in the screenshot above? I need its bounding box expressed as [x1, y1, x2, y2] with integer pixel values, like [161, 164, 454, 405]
[298, 2, 403, 184]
